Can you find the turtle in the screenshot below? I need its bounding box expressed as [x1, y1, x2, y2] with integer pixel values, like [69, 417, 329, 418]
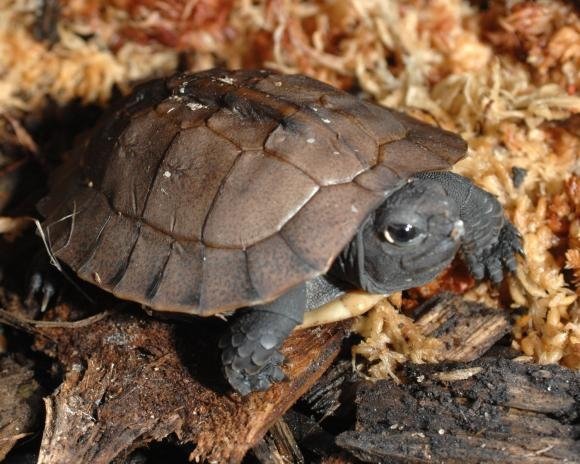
[35, 68, 522, 395]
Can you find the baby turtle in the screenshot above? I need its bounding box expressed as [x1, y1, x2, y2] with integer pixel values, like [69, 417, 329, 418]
[37, 69, 522, 395]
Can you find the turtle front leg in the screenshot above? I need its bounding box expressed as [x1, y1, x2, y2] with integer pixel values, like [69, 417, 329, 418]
[219, 283, 306, 395]
[415, 171, 523, 283]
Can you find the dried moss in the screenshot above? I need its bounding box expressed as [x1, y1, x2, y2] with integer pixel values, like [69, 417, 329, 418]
[0, 0, 578, 374]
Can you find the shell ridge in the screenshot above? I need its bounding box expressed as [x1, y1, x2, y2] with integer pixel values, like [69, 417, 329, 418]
[139, 129, 181, 217]
[322, 105, 379, 146]
[227, 86, 300, 122]
[409, 136, 456, 166]
[278, 229, 320, 272]
[262, 148, 321, 186]
[396, 113, 467, 164]
[301, 105, 370, 170]
[76, 212, 112, 274]
[243, 248, 262, 301]
[146, 240, 175, 300]
[196, 243, 206, 310]
[204, 120, 244, 151]
[195, 243, 204, 308]
[44, 182, 96, 255]
[200, 149, 244, 244]
[110, 223, 142, 289]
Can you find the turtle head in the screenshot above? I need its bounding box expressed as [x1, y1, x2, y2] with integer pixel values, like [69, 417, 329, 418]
[353, 177, 464, 293]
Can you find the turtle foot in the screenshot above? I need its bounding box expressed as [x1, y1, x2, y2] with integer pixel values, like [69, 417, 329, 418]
[464, 221, 523, 284]
[222, 348, 286, 396]
[219, 308, 295, 395]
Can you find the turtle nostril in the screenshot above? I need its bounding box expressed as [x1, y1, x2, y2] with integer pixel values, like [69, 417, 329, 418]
[451, 219, 464, 240]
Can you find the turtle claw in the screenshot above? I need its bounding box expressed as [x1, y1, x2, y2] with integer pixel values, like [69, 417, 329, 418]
[25, 254, 60, 314]
[26, 270, 58, 313]
[465, 221, 522, 284]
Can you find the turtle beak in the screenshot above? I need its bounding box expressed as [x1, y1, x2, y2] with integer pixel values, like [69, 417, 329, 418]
[451, 219, 464, 241]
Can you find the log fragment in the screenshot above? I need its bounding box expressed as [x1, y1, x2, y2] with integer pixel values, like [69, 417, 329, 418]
[0, 355, 43, 460]
[283, 410, 355, 463]
[299, 359, 356, 418]
[336, 358, 580, 463]
[30, 308, 349, 464]
[252, 418, 305, 464]
[415, 292, 511, 362]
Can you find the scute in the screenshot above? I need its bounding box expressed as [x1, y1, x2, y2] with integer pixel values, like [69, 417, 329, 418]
[111, 225, 174, 303]
[142, 125, 241, 240]
[40, 69, 467, 315]
[148, 241, 204, 312]
[202, 150, 319, 248]
[281, 184, 383, 270]
[247, 234, 318, 299]
[98, 110, 182, 216]
[265, 110, 368, 186]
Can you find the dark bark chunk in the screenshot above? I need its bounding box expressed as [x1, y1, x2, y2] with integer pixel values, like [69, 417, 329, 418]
[336, 358, 580, 463]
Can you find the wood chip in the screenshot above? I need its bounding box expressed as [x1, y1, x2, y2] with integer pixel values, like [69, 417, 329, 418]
[252, 418, 304, 464]
[336, 358, 580, 463]
[32, 309, 349, 464]
[415, 292, 511, 362]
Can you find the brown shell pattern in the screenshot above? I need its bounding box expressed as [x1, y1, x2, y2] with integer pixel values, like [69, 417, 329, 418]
[39, 69, 467, 315]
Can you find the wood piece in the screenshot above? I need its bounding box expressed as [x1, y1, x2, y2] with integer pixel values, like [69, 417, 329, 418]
[284, 409, 353, 462]
[336, 358, 580, 463]
[415, 292, 511, 362]
[0, 355, 43, 460]
[298, 359, 356, 419]
[252, 419, 304, 464]
[31, 308, 349, 464]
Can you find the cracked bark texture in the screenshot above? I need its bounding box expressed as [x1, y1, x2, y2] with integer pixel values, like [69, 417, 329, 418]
[33, 309, 349, 464]
[0, 355, 43, 460]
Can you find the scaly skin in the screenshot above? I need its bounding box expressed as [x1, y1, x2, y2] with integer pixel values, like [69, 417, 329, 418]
[416, 171, 523, 283]
[219, 284, 306, 395]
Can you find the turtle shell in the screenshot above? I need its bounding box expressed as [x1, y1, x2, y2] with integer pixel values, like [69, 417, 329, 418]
[39, 69, 467, 315]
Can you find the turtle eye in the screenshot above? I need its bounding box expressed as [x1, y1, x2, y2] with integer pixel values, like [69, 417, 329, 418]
[383, 223, 422, 245]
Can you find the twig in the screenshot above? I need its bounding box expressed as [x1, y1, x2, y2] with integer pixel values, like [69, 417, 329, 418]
[0, 308, 110, 336]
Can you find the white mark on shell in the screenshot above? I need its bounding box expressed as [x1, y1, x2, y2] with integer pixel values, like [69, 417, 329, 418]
[178, 85, 186, 94]
[218, 76, 235, 84]
[351, 205, 358, 213]
[321, 118, 331, 124]
[93, 272, 102, 284]
[306, 138, 316, 144]
[274, 81, 282, 87]
[163, 170, 171, 178]
[186, 102, 205, 111]
[87, 180, 94, 188]
[161, 188, 168, 196]
[333, 151, 340, 155]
